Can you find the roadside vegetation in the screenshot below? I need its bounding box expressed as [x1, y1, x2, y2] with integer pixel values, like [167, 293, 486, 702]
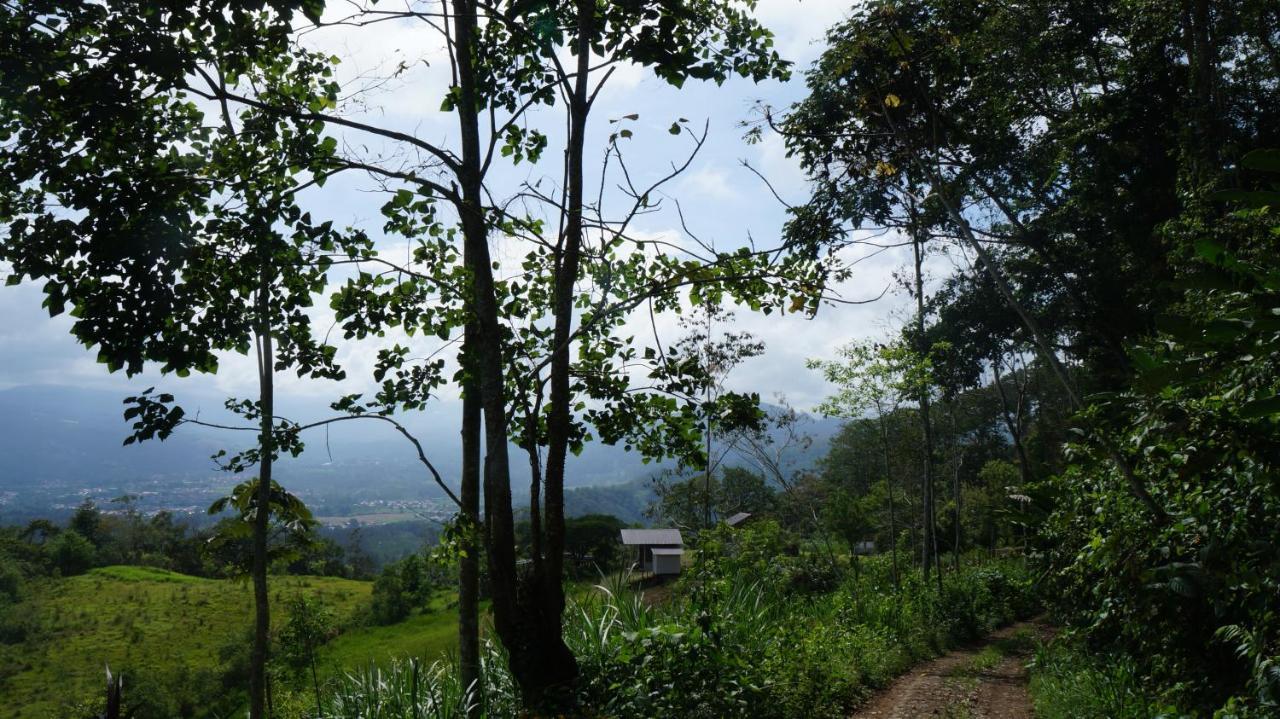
[314, 523, 1037, 719]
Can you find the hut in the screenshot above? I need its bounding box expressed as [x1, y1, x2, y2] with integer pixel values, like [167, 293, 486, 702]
[852, 540, 877, 556]
[620, 528, 683, 576]
[724, 511, 753, 528]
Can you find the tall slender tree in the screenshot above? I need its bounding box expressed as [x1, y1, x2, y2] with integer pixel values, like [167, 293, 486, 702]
[0, 5, 367, 713]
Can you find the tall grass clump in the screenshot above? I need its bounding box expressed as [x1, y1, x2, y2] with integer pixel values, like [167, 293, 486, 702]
[1029, 640, 1171, 719]
[318, 639, 518, 719]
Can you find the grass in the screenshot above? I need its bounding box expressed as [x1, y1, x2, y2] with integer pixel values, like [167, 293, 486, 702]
[1027, 639, 1165, 719]
[321, 593, 475, 673]
[952, 645, 1004, 678]
[89, 565, 205, 584]
[0, 567, 464, 718]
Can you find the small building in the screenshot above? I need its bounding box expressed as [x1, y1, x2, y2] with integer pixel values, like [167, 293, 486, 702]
[650, 547, 684, 576]
[852, 540, 877, 556]
[620, 528, 683, 576]
[724, 511, 752, 528]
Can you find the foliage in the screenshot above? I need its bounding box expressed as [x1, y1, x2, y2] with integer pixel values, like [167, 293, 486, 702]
[0, 554, 22, 604]
[367, 554, 447, 626]
[1028, 640, 1168, 719]
[318, 638, 519, 719]
[649, 466, 777, 530]
[278, 593, 337, 712]
[316, 550, 1037, 719]
[562, 514, 627, 574]
[46, 530, 95, 577]
[1039, 163, 1280, 713]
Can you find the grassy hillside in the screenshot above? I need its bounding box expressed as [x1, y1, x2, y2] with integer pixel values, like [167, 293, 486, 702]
[0, 566, 459, 718]
[321, 592, 464, 672]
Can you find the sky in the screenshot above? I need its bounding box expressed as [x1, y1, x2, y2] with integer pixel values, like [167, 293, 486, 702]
[0, 0, 968, 424]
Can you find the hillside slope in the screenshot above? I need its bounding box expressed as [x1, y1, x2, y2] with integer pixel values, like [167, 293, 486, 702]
[0, 567, 456, 718]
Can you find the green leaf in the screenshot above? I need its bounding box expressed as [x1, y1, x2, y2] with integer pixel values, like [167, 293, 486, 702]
[1193, 240, 1226, 263]
[1240, 395, 1280, 419]
[1154, 314, 1197, 341]
[1212, 189, 1280, 209]
[1241, 149, 1280, 173]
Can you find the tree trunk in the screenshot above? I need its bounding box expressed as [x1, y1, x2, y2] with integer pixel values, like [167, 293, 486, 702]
[877, 411, 900, 592]
[950, 408, 962, 573]
[458, 323, 481, 716]
[528, 0, 598, 704]
[450, 0, 577, 706]
[911, 230, 939, 588]
[1182, 0, 1219, 183]
[250, 278, 275, 719]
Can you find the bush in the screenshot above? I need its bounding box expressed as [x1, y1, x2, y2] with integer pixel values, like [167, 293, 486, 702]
[0, 555, 23, 603]
[367, 554, 443, 626]
[784, 555, 842, 594]
[0, 602, 38, 644]
[46, 530, 95, 576]
[1037, 206, 1280, 714]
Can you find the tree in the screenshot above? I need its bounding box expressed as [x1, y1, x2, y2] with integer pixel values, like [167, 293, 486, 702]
[68, 500, 104, 548]
[325, 2, 806, 705]
[810, 340, 935, 588]
[650, 466, 776, 533]
[0, 4, 376, 714]
[970, 459, 1019, 552]
[562, 514, 626, 573]
[779, 0, 1280, 521]
[3, 2, 824, 709]
[278, 594, 336, 717]
[1042, 159, 1280, 712]
[47, 530, 95, 576]
[666, 305, 766, 529]
[719, 466, 777, 518]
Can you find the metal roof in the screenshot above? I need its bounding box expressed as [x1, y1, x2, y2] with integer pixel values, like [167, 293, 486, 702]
[650, 547, 684, 556]
[725, 512, 752, 526]
[619, 528, 683, 546]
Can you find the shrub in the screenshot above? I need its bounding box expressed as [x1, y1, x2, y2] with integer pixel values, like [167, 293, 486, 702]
[0, 602, 38, 644]
[0, 555, 23, 603]
[46, 530, 95, 576]
[784, 555, 842, 594]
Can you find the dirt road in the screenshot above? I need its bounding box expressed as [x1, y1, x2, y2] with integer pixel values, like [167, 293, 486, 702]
[850, 619, 1052, 719]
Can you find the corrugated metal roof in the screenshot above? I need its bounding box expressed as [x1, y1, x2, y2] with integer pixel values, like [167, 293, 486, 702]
[725, 512, 752, 526]
[650, 547, 684, 555]
[619, 528, 683, 546]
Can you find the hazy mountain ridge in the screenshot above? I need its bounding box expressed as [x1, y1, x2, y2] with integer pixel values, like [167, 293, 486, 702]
[0, 385, 842, 523]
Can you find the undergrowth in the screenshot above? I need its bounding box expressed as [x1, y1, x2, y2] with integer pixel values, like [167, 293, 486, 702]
[309, 521, 1038, 718]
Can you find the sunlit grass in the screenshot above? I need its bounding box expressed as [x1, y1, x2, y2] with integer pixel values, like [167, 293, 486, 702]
[0, 567, 374, 717]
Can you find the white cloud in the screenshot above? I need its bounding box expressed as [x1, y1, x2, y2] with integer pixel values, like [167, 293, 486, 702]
[755, 0, 855, 65]
[679, 166, 740, 203]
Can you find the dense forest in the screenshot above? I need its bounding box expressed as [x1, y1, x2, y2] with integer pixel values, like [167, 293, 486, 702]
[1, 0, 1278, 717]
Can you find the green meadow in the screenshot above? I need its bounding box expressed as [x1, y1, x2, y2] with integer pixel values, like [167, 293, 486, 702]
[0, 566, 460, 718]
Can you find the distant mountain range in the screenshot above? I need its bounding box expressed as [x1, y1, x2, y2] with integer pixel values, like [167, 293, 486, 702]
[0, 384, 844, 522]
